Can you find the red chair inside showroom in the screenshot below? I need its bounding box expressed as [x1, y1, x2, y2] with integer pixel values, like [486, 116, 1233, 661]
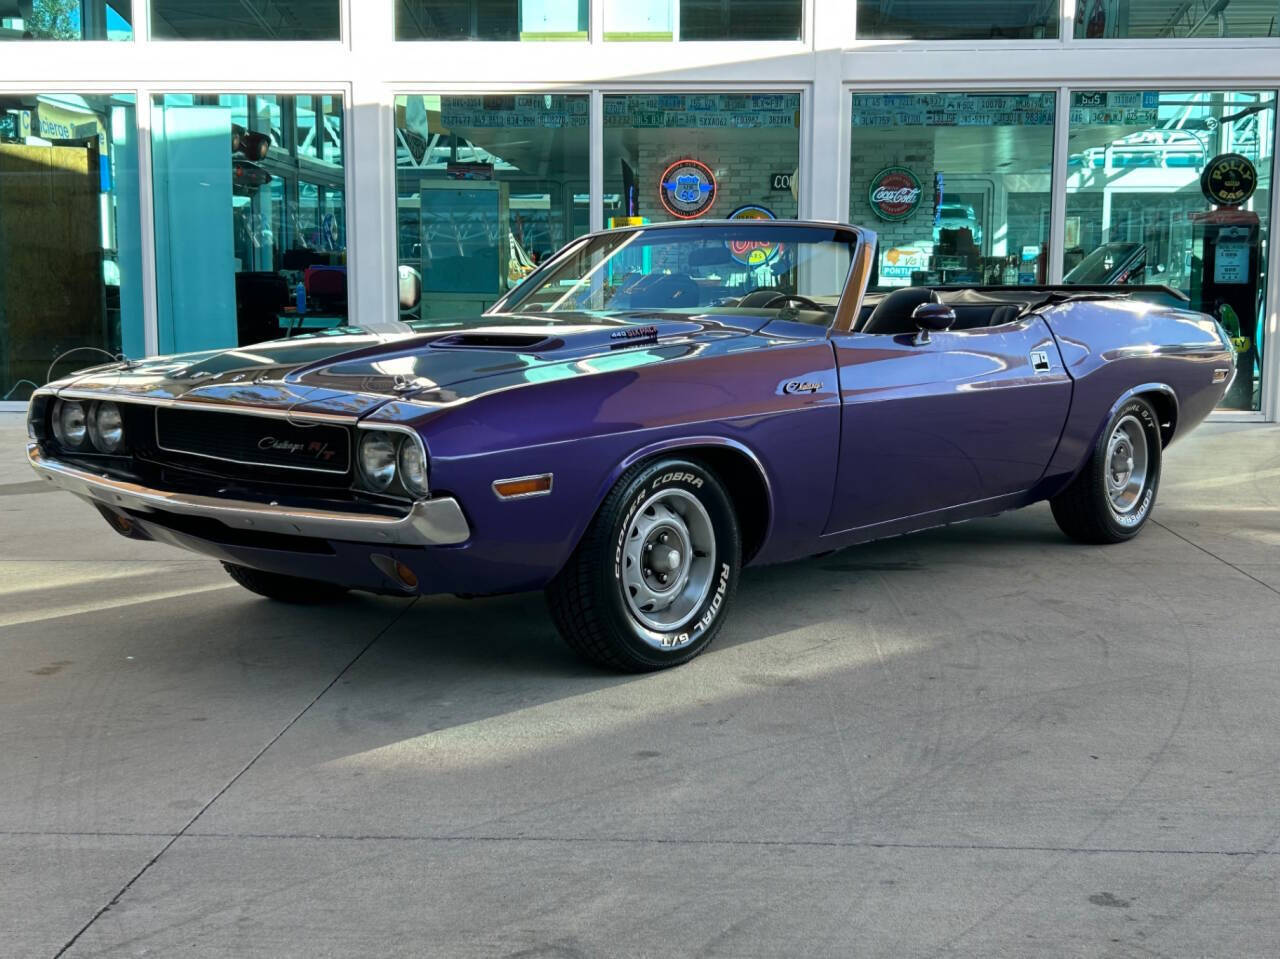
[304, 266, 348, 315]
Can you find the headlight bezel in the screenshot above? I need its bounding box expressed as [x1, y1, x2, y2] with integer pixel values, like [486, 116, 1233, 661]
[355, 427, 430, 500]
[397, 435, 430, 498]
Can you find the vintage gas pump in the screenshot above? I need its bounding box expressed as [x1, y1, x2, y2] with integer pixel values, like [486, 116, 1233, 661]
[1190, 153, 1262, 410]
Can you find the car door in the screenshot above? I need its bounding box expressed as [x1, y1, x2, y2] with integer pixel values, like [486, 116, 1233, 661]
[824, 313, 1072, 534]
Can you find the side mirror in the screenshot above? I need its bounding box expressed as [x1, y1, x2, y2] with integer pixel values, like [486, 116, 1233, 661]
[398, 264, 421, 311]
[912, 302, 956, 344]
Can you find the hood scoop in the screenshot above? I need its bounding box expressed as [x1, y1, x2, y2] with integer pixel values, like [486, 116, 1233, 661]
[431, 331, 560, 350]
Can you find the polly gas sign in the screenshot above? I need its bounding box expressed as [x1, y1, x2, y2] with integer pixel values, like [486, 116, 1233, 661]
[1200, 153, 1258, 208]
[868, 166, 923, 222]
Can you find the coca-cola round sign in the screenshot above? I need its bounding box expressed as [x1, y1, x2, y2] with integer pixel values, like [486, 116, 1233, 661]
[868, 166, 923, 222]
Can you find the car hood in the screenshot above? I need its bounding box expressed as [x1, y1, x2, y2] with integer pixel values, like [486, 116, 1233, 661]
[49, 312, 774, 419]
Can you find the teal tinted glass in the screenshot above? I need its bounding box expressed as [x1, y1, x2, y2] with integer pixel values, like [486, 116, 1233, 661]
[397, 0, 588, 40]
[849, 92, 1056, 291]
[1064, 90, 1276, 410]
[856, 1, 1058, 39]
[1, 0, 131, 40]
[0, 93, 142, 400]
[150, 93, 348, 352]
[392, 94, 590, 324]
[150, 1, 339, 39]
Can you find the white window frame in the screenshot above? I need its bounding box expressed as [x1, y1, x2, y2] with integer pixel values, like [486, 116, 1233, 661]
[0, 0, 1277, 419]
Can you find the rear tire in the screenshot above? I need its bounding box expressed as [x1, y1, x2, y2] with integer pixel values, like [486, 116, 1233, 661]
[222, 562, 349, 603]
[546, 458, 741, 672]
[1050, 397, 1162, 544]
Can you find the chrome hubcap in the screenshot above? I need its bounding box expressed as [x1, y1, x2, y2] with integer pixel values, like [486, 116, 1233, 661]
[620, 488, 715, 635]
[1106, 415, 1149, 515]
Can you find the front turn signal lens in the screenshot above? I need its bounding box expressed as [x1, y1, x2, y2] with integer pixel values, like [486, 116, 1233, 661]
[493, 473, 553, 499]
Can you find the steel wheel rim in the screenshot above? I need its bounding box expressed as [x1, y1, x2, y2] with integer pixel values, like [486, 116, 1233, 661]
[1106, 414, 1149, 515]
[620, 488, 716, 636]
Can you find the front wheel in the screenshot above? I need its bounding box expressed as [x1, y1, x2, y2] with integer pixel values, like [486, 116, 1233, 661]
[546, 458, 741, 672]
[1050, 397, 1162, 544]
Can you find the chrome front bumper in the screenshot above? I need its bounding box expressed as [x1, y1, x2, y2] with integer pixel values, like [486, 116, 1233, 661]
[28, 445, 470, 547]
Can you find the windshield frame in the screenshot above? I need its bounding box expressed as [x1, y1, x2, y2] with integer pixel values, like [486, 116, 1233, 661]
[487, 219, 875, 335]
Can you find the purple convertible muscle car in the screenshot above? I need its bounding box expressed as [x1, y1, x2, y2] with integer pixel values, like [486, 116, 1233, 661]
[27, 220, 1235, 671]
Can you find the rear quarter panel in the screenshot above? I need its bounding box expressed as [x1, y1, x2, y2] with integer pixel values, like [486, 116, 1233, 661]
[1040, 298, 1233, 487]
[369, 334, 843, 594]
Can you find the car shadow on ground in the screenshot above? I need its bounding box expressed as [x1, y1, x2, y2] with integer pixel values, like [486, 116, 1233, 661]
[199, 507, 1101, 763]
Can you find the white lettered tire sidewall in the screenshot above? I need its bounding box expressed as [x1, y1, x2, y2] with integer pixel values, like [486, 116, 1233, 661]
[604, 461, 741, 667]
[1099, 398, 1161, 537]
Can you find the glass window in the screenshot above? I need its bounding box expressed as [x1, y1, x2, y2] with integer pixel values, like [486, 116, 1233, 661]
[849, 92, 1056, 290]
[150, 1, 340, 39]
[1065, 90, 1275, 411]
[602, 93, 801, 227]
[393, 94, 589, 323]
[605, 0, 801, 40]
[856, 1, 1058, 39]
[296, 95, 343, 165]
[0, 93, 141, 402]
[151, 93, 348, 351]
[679, 0, 800, 39]
[1074, 0, 1280, 38]
[1, 0, 131, 40]
[397, 0, 588, 40]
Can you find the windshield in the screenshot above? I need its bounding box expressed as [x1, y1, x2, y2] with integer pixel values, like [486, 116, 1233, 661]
[495, 224, 856, 324]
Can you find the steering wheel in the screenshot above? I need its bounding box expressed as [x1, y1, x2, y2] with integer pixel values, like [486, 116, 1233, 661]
[736, 289, 826, 312]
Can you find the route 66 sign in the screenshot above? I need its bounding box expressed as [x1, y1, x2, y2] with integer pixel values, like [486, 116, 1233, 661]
[659, 158, 717, 219]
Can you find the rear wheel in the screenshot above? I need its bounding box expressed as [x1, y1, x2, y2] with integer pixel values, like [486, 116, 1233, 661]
[546, 458, 741, 672]
[1050, 397, 1162, 544]
[222, 562, 349, 603]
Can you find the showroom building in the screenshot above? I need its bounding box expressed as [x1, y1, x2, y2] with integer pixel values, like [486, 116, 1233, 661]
[1, 0, 1277, 418]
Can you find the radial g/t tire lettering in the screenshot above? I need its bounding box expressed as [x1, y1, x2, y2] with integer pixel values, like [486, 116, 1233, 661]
[546, 458, 741, 672]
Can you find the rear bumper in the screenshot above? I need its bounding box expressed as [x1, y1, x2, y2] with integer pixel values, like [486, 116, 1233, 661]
[28, 444, 470, 547]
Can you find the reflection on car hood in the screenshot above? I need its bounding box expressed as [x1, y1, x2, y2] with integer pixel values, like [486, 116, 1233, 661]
[49, 311, 775, 418]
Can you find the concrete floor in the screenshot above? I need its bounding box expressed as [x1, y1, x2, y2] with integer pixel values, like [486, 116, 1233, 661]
[2, 415, 1278, 958]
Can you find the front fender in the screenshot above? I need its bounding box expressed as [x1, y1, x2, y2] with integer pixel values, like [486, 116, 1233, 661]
[400, 343, 841, 593]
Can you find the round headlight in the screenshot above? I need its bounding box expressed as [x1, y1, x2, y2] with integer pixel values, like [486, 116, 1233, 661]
[89, 401, 125, 453]
[358, 432, 397, 491]
[397, 437, 429, 497]
[53, 400, 88, 449]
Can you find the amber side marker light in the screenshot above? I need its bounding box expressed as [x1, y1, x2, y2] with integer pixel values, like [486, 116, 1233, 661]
[370, 554, 419, 591]
[493, 473, 554, 499]
[394, 561, 419, 589]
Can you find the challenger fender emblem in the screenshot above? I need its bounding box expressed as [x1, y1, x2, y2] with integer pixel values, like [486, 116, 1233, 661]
[783, 379, 823, 395]
[1030, 350, 1052, 374]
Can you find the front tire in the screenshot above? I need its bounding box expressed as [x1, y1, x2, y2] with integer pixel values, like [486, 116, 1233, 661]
[222, 562, 349, 603]
[1050, 397, 1162, 544]
[546, 458, 741, 672]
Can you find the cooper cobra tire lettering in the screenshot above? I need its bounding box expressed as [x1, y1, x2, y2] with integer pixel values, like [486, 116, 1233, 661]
[653, 471, 703, 490]
[547, 457, 742, 672]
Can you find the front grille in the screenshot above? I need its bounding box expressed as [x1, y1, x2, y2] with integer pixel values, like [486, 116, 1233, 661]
[154, 407, 351, 475]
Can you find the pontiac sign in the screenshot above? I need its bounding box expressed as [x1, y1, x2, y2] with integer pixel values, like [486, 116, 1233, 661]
[868, 166, 924, 222]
